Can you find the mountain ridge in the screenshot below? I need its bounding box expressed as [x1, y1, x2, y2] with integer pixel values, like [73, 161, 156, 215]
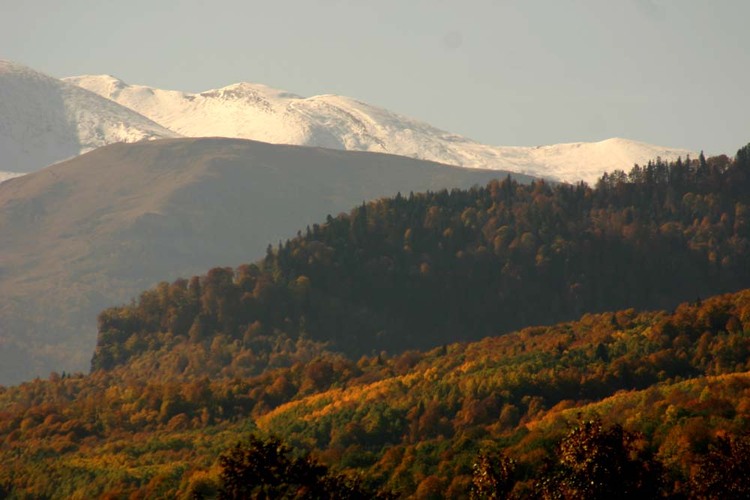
[65, 73, 695, 184]
[0, 59, 696, 183]
[0, 60, 178, 173]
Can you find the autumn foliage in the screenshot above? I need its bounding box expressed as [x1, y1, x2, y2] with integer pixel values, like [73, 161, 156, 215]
[4, 146, 750, 496]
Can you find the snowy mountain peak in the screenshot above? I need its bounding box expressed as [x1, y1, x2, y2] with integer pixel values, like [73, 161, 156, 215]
[0, 61, 179, 173]
[65, 74, 695, 184]
[67, 74, 130, 97]
[60, 72, 696, 184]
[202, 81, 303, 101]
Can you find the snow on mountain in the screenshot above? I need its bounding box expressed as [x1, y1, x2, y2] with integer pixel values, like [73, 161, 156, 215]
[66, 74, 694, 184]
[0, 171, 24, 184]
[0, 60, 179, 173]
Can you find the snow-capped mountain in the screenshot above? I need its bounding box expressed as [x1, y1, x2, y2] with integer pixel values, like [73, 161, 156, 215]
[0, 60, 178, 173]
[66, 74, 694, 184]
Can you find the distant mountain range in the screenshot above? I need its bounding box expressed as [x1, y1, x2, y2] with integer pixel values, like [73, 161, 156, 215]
[66, 74, 695, 185]
[0, 137, 532, 385]
[0, 60, 693, 183]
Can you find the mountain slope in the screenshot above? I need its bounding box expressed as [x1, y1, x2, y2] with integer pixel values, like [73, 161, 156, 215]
[0, 171, 24, 184]
[0, 137, 530, 385]
[66, 74, 694, 184]
[0, 60, 178, 173]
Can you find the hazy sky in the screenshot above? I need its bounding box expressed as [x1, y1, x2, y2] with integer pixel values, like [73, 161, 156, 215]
[2, 1, 748, 155]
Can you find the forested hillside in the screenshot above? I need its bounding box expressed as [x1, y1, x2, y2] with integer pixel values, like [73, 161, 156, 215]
[93, 145, 750, 375]
[3, 289, 750, 497]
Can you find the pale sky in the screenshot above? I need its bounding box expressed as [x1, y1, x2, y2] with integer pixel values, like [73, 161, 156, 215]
[2, 0, 748, 155]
